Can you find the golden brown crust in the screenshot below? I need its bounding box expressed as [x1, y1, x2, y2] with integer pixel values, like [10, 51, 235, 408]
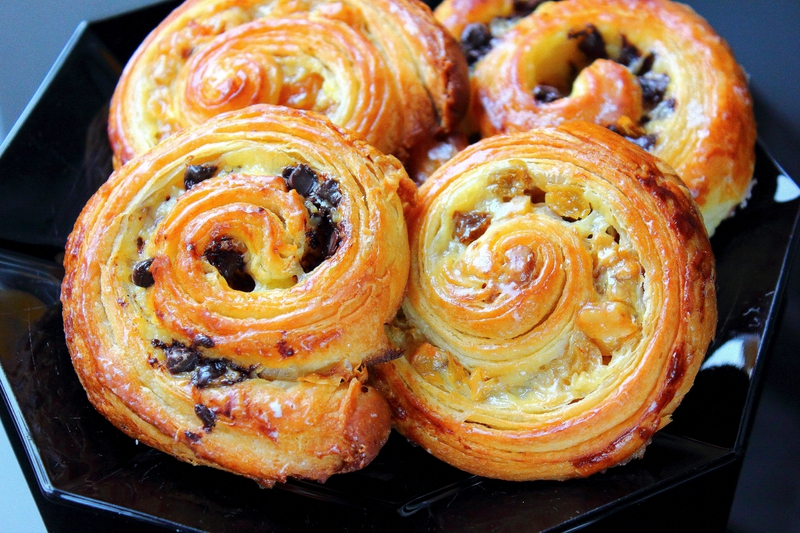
[64, 105, 413, 485]
[371, 121, 717, 481]
[108, 0, 469, 168]
[434, 0, 756, 235]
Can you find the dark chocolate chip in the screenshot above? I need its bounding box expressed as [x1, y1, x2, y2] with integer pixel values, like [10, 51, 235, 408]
[608, 124, 658, 151]
[184, 431, 201, 442]
[568, 24, 607, 61]
[512, 0, 553, 17]
[533, 84, 564, 103]
[132, 258, 155, 288]
[461, 23, 493, 66]
[617, 35, 641, 68]
[193, 334, 215, 348]
[314, 179, 342, 209]
[326, 227, 341, 257]
[645, 97, 677, 123]
[636, 53, 655, 76]
[297, 176, 343, 273]
[184, 164, 218, 190]
[277, 340, 295, 358]
[152, 340, 200, 374]
[192, 360, 227, 388]
[629, 133, 658, 151]
[191, 359, 248, 388]
[283, 164, 318, 197]
[194, 403, 217, 431]
[204, 237, 255, 292]
[453, 211, 492, 244]
[639, 72, 670, 109]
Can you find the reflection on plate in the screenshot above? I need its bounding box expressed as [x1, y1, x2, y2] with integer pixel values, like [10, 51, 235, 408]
[0, 2, 798, 532]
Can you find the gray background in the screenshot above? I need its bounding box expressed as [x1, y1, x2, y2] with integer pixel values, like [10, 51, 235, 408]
[1, 1, 798, 531]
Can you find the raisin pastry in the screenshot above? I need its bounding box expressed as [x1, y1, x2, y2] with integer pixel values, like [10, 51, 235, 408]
[371, 121, 717, 481]
[108, 0, 469, 169]
[434, 0, 756, 235]
[63, 105, 414, 486]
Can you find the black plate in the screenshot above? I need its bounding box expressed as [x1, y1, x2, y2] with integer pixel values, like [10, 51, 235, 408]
[1, 2, 799, 531]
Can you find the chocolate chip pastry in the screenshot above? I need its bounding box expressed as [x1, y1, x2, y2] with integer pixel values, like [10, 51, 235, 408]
[62, 105, 414, 486]
[371, 121, 717, 481]
[108, 0, 469, 169]
[434, 0, 756, 235]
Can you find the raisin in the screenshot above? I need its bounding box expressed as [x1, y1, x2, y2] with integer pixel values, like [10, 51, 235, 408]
[453, 211, 492, 244]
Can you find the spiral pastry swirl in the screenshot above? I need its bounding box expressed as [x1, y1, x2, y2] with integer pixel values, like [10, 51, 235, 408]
[109, 0, 469, 168]
[371, 121, 717, 481]
[62, 105, 413, 485]
[434, 0, 756, 235]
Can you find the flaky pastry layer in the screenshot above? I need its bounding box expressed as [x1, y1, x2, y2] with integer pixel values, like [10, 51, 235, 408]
[434, 0, 756, 235]
[63, 105, 413, 485]
[372, 121, 717, 481]
[109, 0, 469, 168]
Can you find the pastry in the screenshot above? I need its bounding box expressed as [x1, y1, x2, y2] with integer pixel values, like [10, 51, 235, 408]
[434, 0, 756, 235]
[372, 121, 717, 481]
[108, 0, 469, 168]
[62, 104, 414, 486]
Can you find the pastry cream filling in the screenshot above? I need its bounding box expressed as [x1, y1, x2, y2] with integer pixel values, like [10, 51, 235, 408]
[403, 160, 645, 415]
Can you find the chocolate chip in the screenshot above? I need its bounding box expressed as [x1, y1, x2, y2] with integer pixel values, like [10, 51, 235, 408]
[184, 164, 218, 190]
[511, 0, 553, 17]
[617, 35, 641, 68]
[194, 404, 217, 431]
[629, 133, 658, 151]
[193, 334, 215, 348]
[191, 359, 248, 388]
[636, 53, 655, 76]
[608, 123, 658, 151]
[568, 24, 607, 61]
[184, 431, 201, 442]
[131, 258, 155, 288]
[453, 211, 492, 244]
[152, 340, 200, 374]
[461, 23, 493, 66]
[314, 178, 342, 209]
[282, 164, 318, 197]
[192, 360, 226, 388]
[203, 237, 255, 292]
[533, 84, 564, 103]
[299, 176, 344, 273]
[645, 97, 677, 122]
[277, 340, 295, 358]
[326, 227, 341, 257]
[639, 72, 670, 109]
